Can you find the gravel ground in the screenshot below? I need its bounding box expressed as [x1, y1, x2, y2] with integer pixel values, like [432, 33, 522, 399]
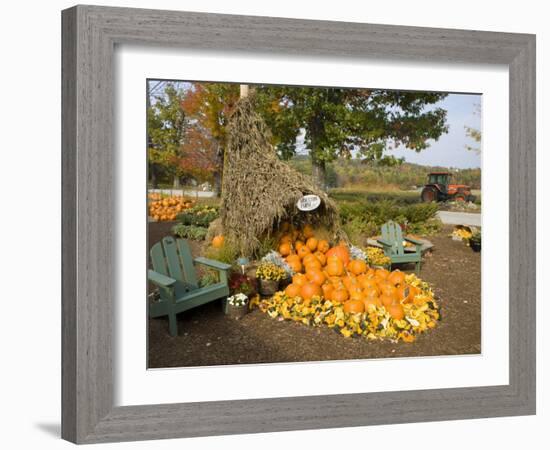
[147, 223, 480, 368]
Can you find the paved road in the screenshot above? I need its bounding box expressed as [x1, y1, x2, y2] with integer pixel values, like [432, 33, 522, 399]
[437, 211, 481, 227]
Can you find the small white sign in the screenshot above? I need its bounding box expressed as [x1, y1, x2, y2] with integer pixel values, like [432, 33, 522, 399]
[297, 194, 321, 211]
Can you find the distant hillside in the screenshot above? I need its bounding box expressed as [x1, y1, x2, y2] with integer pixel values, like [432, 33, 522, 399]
[286, 156, 481, 190]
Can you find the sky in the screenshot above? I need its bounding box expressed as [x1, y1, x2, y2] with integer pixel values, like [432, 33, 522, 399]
[389, 93, 481, 169]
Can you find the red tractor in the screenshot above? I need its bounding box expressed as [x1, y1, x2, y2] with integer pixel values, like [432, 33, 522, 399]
[421, 172, 476, 203]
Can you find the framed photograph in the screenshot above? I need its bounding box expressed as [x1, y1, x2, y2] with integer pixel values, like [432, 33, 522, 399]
[62, 5, 535, 444]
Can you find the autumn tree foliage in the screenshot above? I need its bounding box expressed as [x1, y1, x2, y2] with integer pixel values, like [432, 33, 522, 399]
[180, 83, 240, 194]
[178, 125, 219, 183]
[147, 81, 225, 191]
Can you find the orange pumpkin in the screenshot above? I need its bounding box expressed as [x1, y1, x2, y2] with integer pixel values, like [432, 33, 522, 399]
[285, 283, 301, 297]
[300, 282, 322, 301]
[278, 242, 292, 256]
[306, 237, 318, 252]
[302, 253, 318, 265]
[364, 286, 380, 298]
[388, 270, 406, 286]
[325, 245, 350, 266]
[321, 283, 335, 300]
[388, 303, 405, 320]
[348, 259, 367, 275]
[342, 274, 358, 291]
[343, 299, 365, 314]
[287, 260, 303, 273]
[314, 251, 327, 266]
[212, 235, 225, 248]
[302, 224, 315, 239]
[375, 268, 390, 280]
[404, 285, 420, 303]
[332, 288, 349, 303]
[305, 259, 323, 273]
[317, 239, 330, 253]
[380, 294, 394, 307]
[280, 221, 290, 232]
[379, 282, 397, 300]
[297, 245, 311, 259]
[286, 254, 301, 264]
[306, 269, 326, 286]
[349, 289, 365, 302]
[326, 259, 344, 277]
[363, 296, 382, 310]
[360, 277, 378, 291]
[279, 234, 293, 244]
[292, 273, 308, 286]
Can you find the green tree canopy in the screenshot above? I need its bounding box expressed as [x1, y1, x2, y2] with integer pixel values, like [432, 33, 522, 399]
[147, 83, 187, 187]
[254, 86, 449, 188]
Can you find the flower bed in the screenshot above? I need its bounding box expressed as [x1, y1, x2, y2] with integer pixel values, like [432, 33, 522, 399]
[256, 273, 439, 342]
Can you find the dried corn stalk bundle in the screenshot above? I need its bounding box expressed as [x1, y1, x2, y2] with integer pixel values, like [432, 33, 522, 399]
[213, 95, 344, 257]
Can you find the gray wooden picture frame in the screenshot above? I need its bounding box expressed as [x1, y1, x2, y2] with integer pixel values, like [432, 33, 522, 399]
[61, 4, 536, 444]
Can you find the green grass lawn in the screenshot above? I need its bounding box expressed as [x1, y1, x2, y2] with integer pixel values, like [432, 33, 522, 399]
[329, 188, 421, 206]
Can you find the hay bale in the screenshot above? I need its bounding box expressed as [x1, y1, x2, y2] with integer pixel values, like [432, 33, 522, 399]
[213, 95, 344, 257]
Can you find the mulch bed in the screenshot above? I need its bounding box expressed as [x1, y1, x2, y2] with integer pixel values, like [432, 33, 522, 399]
[147, 223, 480, 368]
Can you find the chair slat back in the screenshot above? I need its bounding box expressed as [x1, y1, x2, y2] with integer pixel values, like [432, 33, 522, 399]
[176, 238, 199, 288]
[162, 236, 185, 282]
[150, 241, 169, 276]
[381, 221, 405, 256]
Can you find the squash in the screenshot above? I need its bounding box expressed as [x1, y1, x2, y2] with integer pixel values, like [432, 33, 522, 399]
[326, 259, 344, 277]
[343, 299, 365, 314]
[306, 237, 318, 252]
[212, 235, 225, 248]
[325, 245, 350, 266]
[300, 282, 322, 301]
[278, 242, 292, 256]
[285, 283, 301, 297]
[348, 259, 367, 275]
[388, 270, 405, 286]
[306, 269, 326, 286]
[317, 239, 330, 253]
[388, 303, 405, 320]
[292, 273, 308, 286]
[332, 288, 349, 303]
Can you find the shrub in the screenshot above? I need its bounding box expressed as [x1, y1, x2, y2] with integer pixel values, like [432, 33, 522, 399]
[171, 224, 208, 240]
[205, 242, 239, 265]
[198, 269, 220, 287]
[176, 205, 219, 227]
[338, 199, 440, 236]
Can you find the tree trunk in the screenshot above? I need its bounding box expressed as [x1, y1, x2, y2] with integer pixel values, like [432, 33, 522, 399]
[173, 175, 180, 189]
[150, 164, 158, 188]
[311, 158, 327, 190]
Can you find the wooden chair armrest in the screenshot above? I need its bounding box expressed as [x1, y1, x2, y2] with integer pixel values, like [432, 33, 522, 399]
[376, 238, 393, 248]
[194, 257, 232, 271]
[148, 269, 177, 287]
[404, 236, 424, 245]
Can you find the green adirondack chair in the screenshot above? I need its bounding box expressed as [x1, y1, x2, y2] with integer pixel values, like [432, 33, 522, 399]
[376, 221, 423, 274]
[148, 236, 231, 336]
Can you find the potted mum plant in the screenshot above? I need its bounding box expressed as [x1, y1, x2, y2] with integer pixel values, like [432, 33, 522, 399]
[225, 293, 249, 319]
[469, 230, 481, 252]
[255, 262, 286, 296]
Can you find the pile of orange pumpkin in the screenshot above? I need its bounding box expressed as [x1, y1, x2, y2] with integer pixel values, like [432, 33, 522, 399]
[148, 195, 195, 222]
[277, 223, 421, 321]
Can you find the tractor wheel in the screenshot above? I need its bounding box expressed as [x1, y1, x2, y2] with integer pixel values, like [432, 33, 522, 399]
[421, 187, 438, 203]
[455, 195, 466, 202]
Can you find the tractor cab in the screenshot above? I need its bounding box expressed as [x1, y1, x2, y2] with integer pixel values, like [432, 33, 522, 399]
[427, 172, 452, 193]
